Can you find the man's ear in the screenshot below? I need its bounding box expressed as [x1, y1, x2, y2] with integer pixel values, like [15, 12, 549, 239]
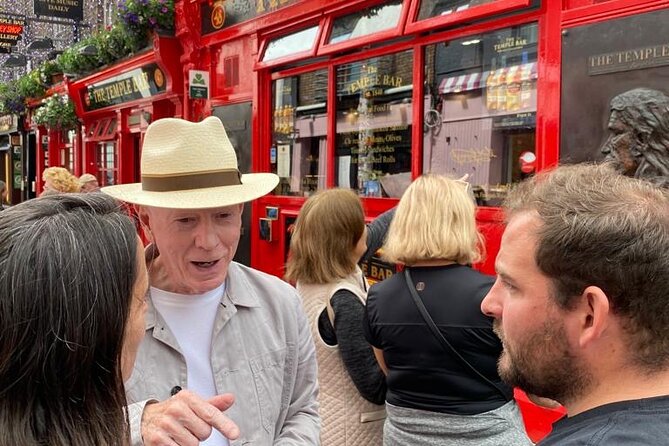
[576, 286, 611, 349]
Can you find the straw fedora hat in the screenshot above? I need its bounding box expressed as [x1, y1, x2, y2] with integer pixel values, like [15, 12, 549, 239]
[102, 117, 279, 209]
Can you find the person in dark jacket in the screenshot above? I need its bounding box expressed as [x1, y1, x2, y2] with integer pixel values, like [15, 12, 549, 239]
[364, 173, 531, 446]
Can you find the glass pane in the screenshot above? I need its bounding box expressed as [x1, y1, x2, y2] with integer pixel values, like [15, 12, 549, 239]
[423, 23, 538, 206]
[418, 0, 502, 21]
[335, 50, 414, 197]
[107, 118, 117, 136]
[263, 26, 319, 62]
[271, 69, 328, 196]
[97, 142, 105, 168]
[329, 0, 403, 45]
[96, 119, 108, 137]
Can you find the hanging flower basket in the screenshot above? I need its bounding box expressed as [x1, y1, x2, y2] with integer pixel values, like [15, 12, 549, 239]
[33, 94, 79, 130]
[117, 0, 175, 39]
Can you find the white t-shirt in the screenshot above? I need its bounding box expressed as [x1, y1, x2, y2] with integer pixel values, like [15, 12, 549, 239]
[151, 284, 229, 446]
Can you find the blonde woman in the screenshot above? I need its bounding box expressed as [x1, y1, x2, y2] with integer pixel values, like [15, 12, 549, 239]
[286, 188, 393, 446]
[363, 174, 532, 446]
[42, 167, 80, 195]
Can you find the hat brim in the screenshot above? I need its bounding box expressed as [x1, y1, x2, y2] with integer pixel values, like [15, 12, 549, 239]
[101, 173, 279, 209]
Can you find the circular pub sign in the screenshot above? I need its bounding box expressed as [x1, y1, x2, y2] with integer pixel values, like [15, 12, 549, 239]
[211, 1, 226, 30]
[519, 151, 537, 174]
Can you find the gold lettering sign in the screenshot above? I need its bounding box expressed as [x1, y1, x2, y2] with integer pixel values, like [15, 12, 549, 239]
[588, 43, 669, 75]
[84, 64, 166, 111]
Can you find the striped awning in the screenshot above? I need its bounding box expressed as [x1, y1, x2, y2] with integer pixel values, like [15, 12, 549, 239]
[439, 62, 538, 95]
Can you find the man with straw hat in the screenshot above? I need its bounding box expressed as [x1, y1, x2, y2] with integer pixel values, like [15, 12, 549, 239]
[103, 117, 319, 446]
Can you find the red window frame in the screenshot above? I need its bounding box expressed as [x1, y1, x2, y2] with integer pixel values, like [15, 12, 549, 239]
[317, 0, 411, 57]
[255, 18, 326, 70]
[405, 0, 531, 35]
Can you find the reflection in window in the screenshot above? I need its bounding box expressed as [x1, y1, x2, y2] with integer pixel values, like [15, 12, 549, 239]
[335, 50, 413, 197]
[418, 0, 502, 20]
[96, 141, 118, 186]
[423, 23, 538, 206]
[263, 26, 319, 62]
[271, 69, 328, 196]
[329, 0, 403, 45]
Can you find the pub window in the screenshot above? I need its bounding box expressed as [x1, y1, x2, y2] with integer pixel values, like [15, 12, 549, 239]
[96, 118, 109, 138]
[86, 121, 99, 138]
[270, 69, 328, 196]
[328, 0, 403, 45]
[96, 141, 118, 186]
[418, 0, 503, 20]
[262, 25, 319, 62]
[423, 22, 538, 206]
[106, 118, 117, 136]
[335, 50, 413, 197]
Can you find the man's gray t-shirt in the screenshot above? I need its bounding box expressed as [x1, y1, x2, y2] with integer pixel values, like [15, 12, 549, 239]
[540, 395, 669, 445]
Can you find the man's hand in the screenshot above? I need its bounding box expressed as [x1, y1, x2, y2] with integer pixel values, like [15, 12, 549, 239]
[140, 390, 240, 445]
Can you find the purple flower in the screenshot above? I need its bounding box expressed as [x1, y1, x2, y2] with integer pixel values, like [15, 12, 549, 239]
[161, 6, 168, 13]
[149, 17, 157, 25]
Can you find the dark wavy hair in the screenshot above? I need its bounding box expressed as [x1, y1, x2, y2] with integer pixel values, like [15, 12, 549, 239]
[505, 163, 669, 370]
[0, 193, 139, 445]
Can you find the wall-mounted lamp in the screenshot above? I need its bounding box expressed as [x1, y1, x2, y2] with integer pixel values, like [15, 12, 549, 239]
[78, 44, 98, 56]
[2, 54, 27, 68]
[26, 37, 54, 51]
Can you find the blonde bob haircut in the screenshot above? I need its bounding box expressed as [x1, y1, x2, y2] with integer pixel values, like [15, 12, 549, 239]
[285, 188, 365, 285]
[383, 173, 483, 265]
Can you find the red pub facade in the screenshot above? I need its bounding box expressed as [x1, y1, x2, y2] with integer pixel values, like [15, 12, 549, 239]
[28, 0, 669, 440]
[175, 0, 668, 439]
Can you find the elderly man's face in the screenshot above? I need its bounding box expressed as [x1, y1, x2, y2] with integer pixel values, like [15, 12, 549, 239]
[139, 204, 243, 295]
[601, 110, 639, 176]
[481, 212, 592, 403]
[81, 180, 100, 193]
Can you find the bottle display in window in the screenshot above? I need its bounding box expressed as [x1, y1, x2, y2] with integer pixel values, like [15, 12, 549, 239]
[506, 64, 522, 111]
[520, 53, 533, 110]
[486, 58, 498, 111]
[496, 56, 508, 112]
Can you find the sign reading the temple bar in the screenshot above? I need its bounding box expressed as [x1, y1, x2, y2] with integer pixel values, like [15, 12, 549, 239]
[0, 14, 25, 53]
[588, 43, 669, 76]
[34, 0, 83, 21]
[82, 64, 167, 112]
[202, 0, 299, 35]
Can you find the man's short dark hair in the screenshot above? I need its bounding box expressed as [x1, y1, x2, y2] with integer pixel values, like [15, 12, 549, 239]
[505, 163, 669, 370]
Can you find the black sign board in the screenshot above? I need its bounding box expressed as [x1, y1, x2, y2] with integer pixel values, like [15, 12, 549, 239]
[34, 0, 84, 21]
[82, 64, 167, 112]
[202, 0, 299, 35]
[561, 8, 669, 164]
[0, 14, 25, 53]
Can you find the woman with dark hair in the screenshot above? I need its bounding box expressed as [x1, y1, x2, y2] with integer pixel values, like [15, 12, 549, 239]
[285, 188, 392, 446]
[0, 193, 148, 446]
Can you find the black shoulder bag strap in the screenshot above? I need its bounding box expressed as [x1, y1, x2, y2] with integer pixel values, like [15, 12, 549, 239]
[404, 268, 509, 400]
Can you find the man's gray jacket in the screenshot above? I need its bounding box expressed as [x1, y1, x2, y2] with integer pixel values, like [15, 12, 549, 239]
[126, 261, 320, 445]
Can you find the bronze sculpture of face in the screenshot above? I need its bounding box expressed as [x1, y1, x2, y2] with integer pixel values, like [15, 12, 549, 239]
[599, 88, 669, 187]
[600, 109, 640, 177]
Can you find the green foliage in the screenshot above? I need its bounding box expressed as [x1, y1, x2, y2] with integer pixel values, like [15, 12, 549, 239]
[38, 59, 63, 85]
[93, 26, 147, 67]
[33, 94, 78, 130]
[17, 69, 46, 98]
[0, 81, 25, 115]
[117, 0, 175, 37]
